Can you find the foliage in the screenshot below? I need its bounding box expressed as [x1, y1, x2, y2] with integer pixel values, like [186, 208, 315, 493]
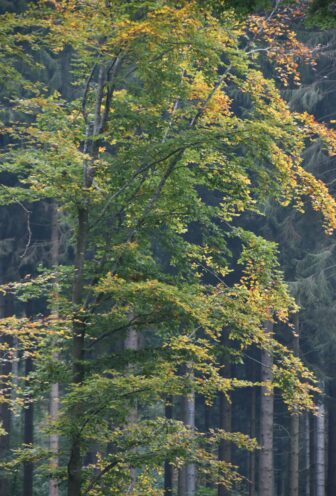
[0, 0, 334, 494]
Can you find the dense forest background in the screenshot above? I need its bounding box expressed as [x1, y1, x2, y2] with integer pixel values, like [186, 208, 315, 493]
[0, 1, 336, 496]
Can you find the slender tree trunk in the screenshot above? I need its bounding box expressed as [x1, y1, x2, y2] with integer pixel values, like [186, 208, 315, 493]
[290, 319, 300, 496]
[23, 354, 34, 496]
[327, 371, 336, 496]
[218, 331, 232, 496]
[180, 393, 196, 496]
[316, 394, 326, 496]
[164, 397, 173, 496]
[179, 367, 196, 496]
[249, 357, 257, 496]
[67, 208, 89, 496]
[203, 397, 212, 489]
[258, 321, 274, 496]
[290, 414, 300, 496]
[125, 326, 139, 490]
[0, 295, 11, 496]
[310, 414, 316, 496]
[305, 412, 311, 496]
[49, 203, 60, 496]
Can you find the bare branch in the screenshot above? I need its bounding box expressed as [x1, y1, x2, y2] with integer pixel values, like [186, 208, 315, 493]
[82, 63, 97, 125]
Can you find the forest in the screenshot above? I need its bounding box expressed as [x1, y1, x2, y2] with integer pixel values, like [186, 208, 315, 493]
[1, 0, 336, 495]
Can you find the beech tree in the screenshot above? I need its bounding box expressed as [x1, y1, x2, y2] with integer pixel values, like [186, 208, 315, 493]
[0, 1, 335, 496]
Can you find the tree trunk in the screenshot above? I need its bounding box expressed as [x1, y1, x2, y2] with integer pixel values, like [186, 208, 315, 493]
[23, 355, 34, 496]
[179, 368, 196, 496]
[327, 372, 336, 496]
[203, 397, 212, 489]
[316, 394, 326, 496]
[164, 397, 173, 496]
[258, 321, 274, 496]
[290, 319, 300, 496]
[125, 326, 139, 490]
[180, 393, 196, 496]
[305, 412, 311, 496]
[310, 413, 316, 496]
[49, 203, 60, 496]
[290, 414, 300, 496]
[249, 358, 257, 496]
[0, 295, 11, 496]
[67, 63, 109, 496]
[67, 208, 89, 496]
[218, 331, 232, 496]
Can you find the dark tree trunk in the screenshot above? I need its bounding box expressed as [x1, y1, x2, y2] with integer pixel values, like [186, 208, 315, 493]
[258, 321, 274, 496]
[164, 398, 173, 496]
[327, 377, 336, 496]
[290, 415, 300, 496]
[67, 208, 89, 496]
[67, 61, 114, 496]
[316, 393, 326, 496]
[310, 414, 316, 496]
[125, 326, 139, 490]
[218, 330, 232, 496]
[0, 295, 12, 496]
[23, 355, 34, 496]
[304, 412, 311, 496]
[248, 356, 257, 496]
[50, 203, 60, 496]
[290, 318, 300, 496]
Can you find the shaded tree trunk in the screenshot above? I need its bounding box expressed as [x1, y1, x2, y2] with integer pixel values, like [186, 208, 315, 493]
[310, 414, 316, 496]
[258, 321, 274, 496]
[67, 59, 118, 496]
[49, 203, 60, 496]
[290, 319, 300, 496]
[180, 393, 196, 496]
[67, 206, 88, 496]
[0, 295, 11, 496]
[290, 414, 300, 496]
[305, 412, 311, 496]
[125, 326, 139, 490]
[23, 354, 34, 496]
[164, 397, 173, 496]
[179, 367, 196, 496]
[218, 331, 232, 496]
[249, 357, 257, 496]
[327, 377, 336, 496]
[316, 393, 326, 496]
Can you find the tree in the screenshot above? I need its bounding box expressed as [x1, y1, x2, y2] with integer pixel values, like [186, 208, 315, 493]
[0, 2, 335, 495]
